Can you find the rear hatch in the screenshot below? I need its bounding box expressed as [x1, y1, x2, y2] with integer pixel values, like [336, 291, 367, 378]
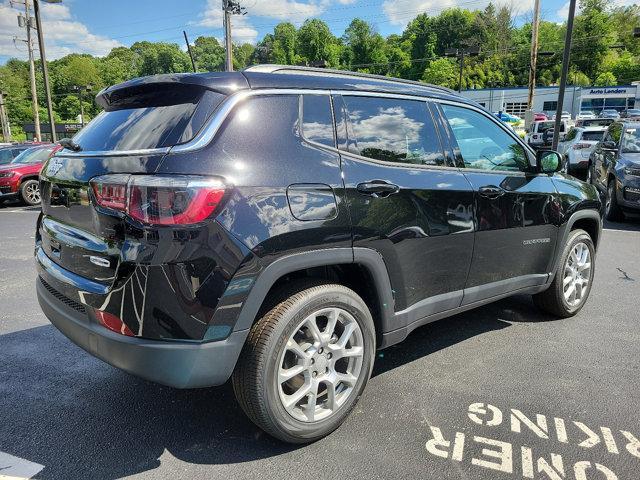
[38, 80, 227, 284]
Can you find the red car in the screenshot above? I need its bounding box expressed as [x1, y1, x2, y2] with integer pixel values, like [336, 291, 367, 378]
[0, 144, 61, 206]
[534, 112, 548, 121]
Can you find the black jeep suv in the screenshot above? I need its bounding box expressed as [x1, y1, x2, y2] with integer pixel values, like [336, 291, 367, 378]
[36, 65, 603, 443]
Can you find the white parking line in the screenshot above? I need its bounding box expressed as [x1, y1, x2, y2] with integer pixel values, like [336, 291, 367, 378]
[0, 451, 44, 479]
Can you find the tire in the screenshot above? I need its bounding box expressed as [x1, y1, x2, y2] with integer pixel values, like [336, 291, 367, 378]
[20, 179, 41, 206]
[533, 229, 595, 318]
[604, 179, 624, 222]
[232, 281, 376, 443]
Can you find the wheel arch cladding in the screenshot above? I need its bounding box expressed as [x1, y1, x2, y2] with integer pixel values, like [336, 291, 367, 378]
[551, 209, 602, 278]
[231, 247, 396, 345]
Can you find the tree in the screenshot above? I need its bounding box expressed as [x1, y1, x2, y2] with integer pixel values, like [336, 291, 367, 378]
[192, 36, 225, 72]
[131, 41, 191, 76]
[422, 58, 458, 88]
[270, 23, 299, 65]
[233, 43, 256, 70]
[402, 14, 437, 80]
[610, 52, 640, 84]
[571, 0, 615, 80]
[594, 71, 617, 86]
[296, 19, 342, 67]
[342, 19, 388, 74]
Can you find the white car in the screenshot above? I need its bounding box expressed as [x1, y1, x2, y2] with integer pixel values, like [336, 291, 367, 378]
[552, 111, 572, 121]
[525, 120, 568, 148]
[557, 126, 606, 180]
[577, 110, 596, 120]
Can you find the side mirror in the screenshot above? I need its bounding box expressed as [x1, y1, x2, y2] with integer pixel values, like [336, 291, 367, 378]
[536, 150, 563, 174]
[602, 141, 617, 150]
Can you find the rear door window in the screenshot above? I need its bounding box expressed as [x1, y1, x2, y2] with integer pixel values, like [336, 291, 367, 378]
[339, 95, 445, 166]
[72, 87, 224, 152]
[301, 95, 335, 148]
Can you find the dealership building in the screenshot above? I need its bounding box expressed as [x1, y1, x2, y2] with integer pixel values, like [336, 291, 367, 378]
[460, 84, 640, 118]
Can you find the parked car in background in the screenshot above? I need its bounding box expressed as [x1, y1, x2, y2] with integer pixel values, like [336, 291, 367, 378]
[557, 126, 606, 180]
[534, 112, 548, 121]
[589, 121, 640, 220]
[526, 119, 568, 148]
[0, 144, 61, 205]
[576, 118, 614, 128]
[553, 111, 572, 122]
[34, 66, 602, 444]
[494, 111, 521, 124]
[0, 144, 34, 165]
[577, 110, 596, 120]
[621, 108, 640, 120]
[599, 109, 620, 119]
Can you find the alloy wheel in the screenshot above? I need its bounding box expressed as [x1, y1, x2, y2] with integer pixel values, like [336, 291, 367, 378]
[562, 241, 591, 307]
[606, 183, 613, 215]
[277, 307, 364, 423]
[25, 182, 40, 204]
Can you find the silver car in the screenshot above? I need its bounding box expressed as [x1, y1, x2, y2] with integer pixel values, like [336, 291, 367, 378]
[558, 126, 606, 180]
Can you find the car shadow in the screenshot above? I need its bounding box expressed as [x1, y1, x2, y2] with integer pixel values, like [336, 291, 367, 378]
[0, 294, 554, 479]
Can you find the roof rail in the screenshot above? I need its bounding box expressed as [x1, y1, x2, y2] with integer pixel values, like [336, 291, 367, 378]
[243, 64, 456, 95]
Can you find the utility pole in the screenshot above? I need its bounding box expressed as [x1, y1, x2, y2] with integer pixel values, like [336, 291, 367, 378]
[222, 0, 246, 72]
[458, 50, 465, 93]
[445, 46, 480, 93]
[16, 1, 42, 141]
[33, 0, 56, 142]
[0, 91, 12, 142]
[223, 0, 233, 71]
[183, 31, 197, 72]
[552, 0, 577, 151]
[525, 0, 541, 130]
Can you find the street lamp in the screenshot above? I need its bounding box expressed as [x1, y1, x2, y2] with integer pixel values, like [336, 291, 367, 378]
[445, 46, 480, 93]
[70, 85, 92, 127]
[33, 0, 61, 142]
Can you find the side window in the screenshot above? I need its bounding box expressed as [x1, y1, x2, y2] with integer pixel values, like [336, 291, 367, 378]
[301, 95, 335, 148]
[441, 104, 528, 172]
[341, 96, 445, 166]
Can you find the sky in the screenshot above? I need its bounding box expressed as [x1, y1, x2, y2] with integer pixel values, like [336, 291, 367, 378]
[0, 0, 636, 65]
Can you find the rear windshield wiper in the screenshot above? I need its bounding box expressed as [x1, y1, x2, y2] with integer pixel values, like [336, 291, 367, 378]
[58, 138, 82, 152]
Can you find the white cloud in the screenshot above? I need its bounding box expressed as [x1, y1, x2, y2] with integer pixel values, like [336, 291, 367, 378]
[251, 0, 324, 21]
[0, 0, 121, 61]
[383, 0, 535, 27]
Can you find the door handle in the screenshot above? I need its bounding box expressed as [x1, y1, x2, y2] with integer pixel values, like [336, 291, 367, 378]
[356, 181, 400, 198]
[478, 185, 505, 199]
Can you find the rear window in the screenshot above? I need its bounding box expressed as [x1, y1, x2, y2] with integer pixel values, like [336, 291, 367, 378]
[12, 147, 55, 164]
[582, 131, 604, 142]
[72, 86, 224, 152]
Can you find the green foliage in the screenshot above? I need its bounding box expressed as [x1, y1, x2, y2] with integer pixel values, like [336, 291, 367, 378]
[422, 58, 458, 88]
[342, 19, 388, 75]
[594, 71, 617, 86]
[1, 3, 638, 134]
[192, 36, 225, 72]
[296, 19, 342, 67]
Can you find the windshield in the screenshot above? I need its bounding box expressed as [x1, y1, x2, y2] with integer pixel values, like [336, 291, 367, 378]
[581, 131, 605, 142]
[72, 88, 223, 152]
[11, 147, 54, 164]
[621, 127, 640, 153]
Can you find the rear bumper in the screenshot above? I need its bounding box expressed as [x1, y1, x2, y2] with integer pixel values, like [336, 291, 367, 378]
[37, 277, 248, 388]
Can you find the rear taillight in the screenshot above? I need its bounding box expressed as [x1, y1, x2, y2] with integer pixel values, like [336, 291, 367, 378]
[572, 143, 591, 150]
[90, 175, 226, 226]
[91, 174, 129, 210]
[95, 310, 135, 336]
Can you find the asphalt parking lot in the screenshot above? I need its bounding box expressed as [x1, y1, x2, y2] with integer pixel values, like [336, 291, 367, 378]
[1, 201, 639, 480]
